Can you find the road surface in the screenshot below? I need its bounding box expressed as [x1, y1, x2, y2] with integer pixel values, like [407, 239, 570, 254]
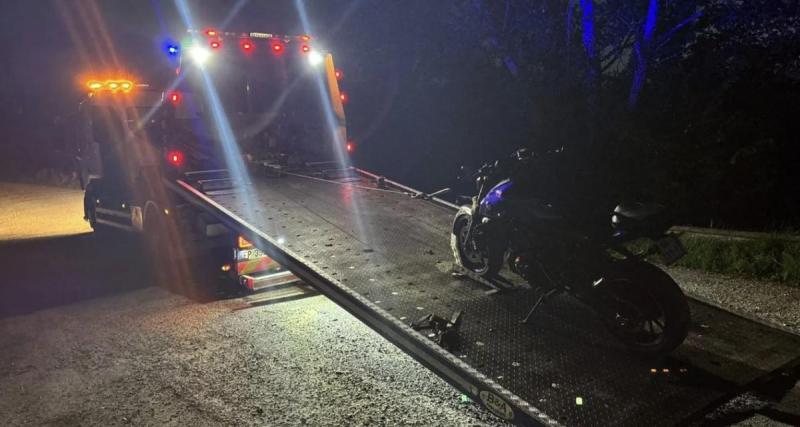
[0, 182, 501, 426]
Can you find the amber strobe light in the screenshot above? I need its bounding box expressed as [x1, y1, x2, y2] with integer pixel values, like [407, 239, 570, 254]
[86, 79, 135, 93]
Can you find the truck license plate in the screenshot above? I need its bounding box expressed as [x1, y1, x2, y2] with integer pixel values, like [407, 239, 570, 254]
[237, 248, 265, 261]
[655, 235, 687, 266]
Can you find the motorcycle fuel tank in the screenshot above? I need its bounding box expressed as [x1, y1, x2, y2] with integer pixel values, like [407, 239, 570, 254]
[478, 179, 514, 218]
[479, 179, 561, 221]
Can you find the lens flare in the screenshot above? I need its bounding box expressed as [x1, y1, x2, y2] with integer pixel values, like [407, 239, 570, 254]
[189, 45, 211, 65]
[307, 50, 324, 67]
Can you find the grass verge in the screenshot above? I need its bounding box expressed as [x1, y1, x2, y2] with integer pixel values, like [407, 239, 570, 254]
[674, 234, 800, 285]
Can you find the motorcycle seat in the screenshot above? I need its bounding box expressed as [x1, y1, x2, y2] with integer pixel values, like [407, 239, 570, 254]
[614, 202, 664, 220]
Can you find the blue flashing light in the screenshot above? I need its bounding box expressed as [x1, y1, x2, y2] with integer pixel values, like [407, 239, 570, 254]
[162, 38, 180, 58]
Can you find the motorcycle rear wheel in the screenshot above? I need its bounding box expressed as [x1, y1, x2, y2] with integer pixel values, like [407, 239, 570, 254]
[598, 260, 690, 357]
[451, 208, 503, 277]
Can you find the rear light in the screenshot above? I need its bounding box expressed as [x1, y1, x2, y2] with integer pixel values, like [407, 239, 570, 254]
[205, 29, 217, 37]
[238, 235, 254, 249]
[168, 91, 181, 105]
[221, 263, 232, 272]
[346, 142, 355, 153]
[166, 150, 184, 167]
[300, 44, 311, 53]
[240, 39, 254, 52]
[210, 40, 221, 49]
[335, 69, 343, 80]
[339, 92, 348, 104]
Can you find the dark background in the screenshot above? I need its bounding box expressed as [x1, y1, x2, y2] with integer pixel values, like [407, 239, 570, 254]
[1, 0, 798, 231]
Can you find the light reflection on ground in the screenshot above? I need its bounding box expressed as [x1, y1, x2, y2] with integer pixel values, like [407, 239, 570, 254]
[0, 183, 91, 241]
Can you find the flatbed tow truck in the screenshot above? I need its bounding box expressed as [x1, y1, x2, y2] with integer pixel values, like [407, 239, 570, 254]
[83, 30, 800, 425]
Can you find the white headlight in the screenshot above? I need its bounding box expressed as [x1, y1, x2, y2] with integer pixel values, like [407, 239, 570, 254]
[188, 46, 211, 65]
[307, 50, 324, 67]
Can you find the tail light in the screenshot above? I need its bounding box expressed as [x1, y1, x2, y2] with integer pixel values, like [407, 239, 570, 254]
[166, 150, 184, 167]
[168, 91, 181, 106]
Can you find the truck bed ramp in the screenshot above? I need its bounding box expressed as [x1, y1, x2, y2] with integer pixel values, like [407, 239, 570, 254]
[169, 169, 800, 426]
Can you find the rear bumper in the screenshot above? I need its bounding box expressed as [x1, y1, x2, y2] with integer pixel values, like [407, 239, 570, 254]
[240, 270, 300, 291]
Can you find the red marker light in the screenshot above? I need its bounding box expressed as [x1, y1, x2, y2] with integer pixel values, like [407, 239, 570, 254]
[339, 92, 348, 104]
[168, 91, 181, 106]
[167, 150, 184, 167]
[240, 39, 254, 52]
[335, 69, 343, 80]
[300, 44, 311, 53]
[210, 40, 221, 49]
[346, 142, 355, 153]
[270, 39, 284, 55]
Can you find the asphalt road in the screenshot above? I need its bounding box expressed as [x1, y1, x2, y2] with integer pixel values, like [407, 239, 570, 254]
[0, 183, 502, 426]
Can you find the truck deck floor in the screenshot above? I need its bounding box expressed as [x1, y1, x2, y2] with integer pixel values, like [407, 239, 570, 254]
[174, 171, 800, 426]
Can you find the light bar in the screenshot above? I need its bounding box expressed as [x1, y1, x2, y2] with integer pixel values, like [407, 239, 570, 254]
[86, 79, 135, 93]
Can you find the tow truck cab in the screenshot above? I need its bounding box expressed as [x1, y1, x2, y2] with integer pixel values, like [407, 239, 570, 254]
[75, 31, 346, 291]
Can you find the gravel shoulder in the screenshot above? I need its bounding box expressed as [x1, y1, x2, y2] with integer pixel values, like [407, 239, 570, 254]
[0, 289, 502, 426]
[667, 266, 800, 335]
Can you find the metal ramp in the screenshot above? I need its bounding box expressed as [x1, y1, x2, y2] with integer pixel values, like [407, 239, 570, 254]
[170, 169, 800, 426]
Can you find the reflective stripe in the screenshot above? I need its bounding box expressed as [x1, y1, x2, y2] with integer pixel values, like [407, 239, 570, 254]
[237, 257, 277, 275]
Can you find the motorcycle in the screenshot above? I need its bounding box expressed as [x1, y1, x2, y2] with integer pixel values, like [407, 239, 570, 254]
[451, 149, 690, 357]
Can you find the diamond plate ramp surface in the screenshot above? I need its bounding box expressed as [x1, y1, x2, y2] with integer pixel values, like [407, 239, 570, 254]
[185, 174, 800, 426]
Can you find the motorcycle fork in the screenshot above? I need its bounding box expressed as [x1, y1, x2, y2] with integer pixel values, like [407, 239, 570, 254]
[463, 196, 481, 244]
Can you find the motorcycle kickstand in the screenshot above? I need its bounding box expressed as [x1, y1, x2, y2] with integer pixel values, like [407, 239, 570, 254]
[520, 288, 559, 324]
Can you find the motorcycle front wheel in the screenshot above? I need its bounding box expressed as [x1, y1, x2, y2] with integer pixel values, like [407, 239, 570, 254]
[597, 260, 690, 357]
[451, 207, 503, 277]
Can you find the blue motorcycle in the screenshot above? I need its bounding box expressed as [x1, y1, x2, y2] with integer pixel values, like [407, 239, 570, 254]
[451, 149, 690, 357]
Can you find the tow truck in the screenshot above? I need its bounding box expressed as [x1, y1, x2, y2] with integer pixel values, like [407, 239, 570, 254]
[73, 30, 339, 293]
[76, 29, 800, 425]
